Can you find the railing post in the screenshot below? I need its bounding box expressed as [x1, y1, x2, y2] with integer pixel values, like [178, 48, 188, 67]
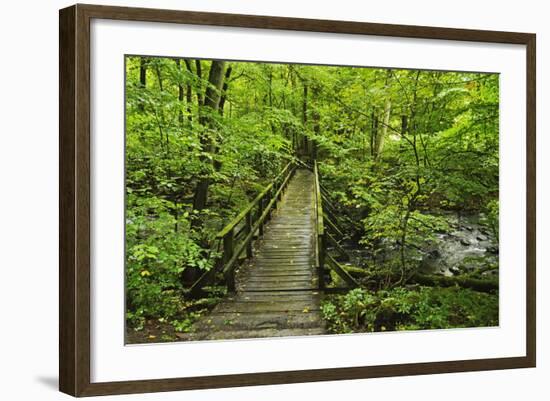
[258, 196, 264, 236]
[223, 229, 235, 291]
[270, 181, 276, 206]
[314, 160, 326, 291]
[318, 234, 325, 290]
[246, 210, 253, 258]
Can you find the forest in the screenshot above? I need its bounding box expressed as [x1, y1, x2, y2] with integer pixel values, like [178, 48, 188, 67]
[125, 56, 499, 343]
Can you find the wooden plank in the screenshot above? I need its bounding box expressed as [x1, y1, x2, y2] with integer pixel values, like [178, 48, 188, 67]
[236, 291, 321, 300]
[240, 283, 316, 291]
[243, 277, 314, 285]
[244, 269, 314, 276]
[249, 262, 313, 268]
[195, 311, 324, 331]
[215, 301, 320, 313]
[250, 259, 313, 264]
[182, 327, 326, 341]
[254, 256, 312, 261]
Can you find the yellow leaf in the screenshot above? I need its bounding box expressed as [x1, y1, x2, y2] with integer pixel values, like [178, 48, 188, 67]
[140, 270, 152, 277]
[302, 308, 310, 313]
[148, 335, 156, 339]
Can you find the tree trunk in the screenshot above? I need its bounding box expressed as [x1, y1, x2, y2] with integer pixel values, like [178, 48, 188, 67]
[154, 63, 164, 92]
[195, 59, 204, 107]
[311, 85, 321, 160]
[153, 64, 168, 153]
[214, 66, 233, 172]
[138, 57, 147, 111]
[374, 97, 391, 159]
[218, 66, 233, 116]
[399, 115, 408, 154]
[302, 84, 308, 156]
[192, 60, 227, 212]
[175, 59, 184, 125]
[139, 57, 147, 87]
[183, 59, 194, 123]
[370, 111, 378, 157]
[374, 70, 392, 160]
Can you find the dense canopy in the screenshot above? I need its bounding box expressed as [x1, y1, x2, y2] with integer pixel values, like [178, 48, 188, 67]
[125, 56, 499, 342]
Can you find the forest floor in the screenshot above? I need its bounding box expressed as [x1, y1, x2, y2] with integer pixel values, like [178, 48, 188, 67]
[126, 320, 182, 343]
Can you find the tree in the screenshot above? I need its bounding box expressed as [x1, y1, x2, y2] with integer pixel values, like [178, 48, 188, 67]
[124, 55, 499, 338]
[192, 60, 227, 213]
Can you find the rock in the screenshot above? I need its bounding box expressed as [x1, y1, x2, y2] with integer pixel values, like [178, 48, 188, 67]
[428, 249, 441, 258]
[476, 235, 488, 241]
[487, 246, 499, 255]
[460, 238, 470, 246]
[450, 266, 461, 276]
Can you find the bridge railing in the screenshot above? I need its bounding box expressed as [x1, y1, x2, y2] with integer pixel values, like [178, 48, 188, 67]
[313, 160, 359, 291]
[313, 160, 325, 290]
[189, 162, 296, 297]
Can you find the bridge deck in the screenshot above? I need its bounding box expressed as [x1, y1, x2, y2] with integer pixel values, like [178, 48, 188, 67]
[187, 169, 325, 340]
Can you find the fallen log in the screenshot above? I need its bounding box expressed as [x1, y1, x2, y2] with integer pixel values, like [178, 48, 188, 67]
[341, 265, 498, 293]
[412, 273, 498, 293]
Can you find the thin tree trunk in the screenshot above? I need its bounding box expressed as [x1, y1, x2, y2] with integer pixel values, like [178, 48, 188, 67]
[374, 70, 392, 160]
[302, 84, 308, 155]
[311, 85, 320, 160]
[153, 64, 168, 154]
[139, 57, 147, 87]
[138, 57, 147, 111]
[175, 59, 184, 126]
[399, 115, 408, 155]
[154, 63, 164, 92]
[374, 97, 391, 160]
[195, 59, 204, 107]
[370, 111, 378, 158]
[183, 59, 194, 123]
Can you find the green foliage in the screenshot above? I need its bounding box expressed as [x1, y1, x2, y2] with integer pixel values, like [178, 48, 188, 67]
[124, 55, 500, 337]
[317, 70, 499, 283]
[124, 56, 299, 333]
[322, 287, 498, 333]
[483, 199, 499, 241]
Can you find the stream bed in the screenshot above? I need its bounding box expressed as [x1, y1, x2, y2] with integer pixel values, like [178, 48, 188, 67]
[419, 213, 498, 277]
[346, 212, 498, 278]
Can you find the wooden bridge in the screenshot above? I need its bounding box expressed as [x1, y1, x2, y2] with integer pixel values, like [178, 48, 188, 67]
[185, 162, 359, 340]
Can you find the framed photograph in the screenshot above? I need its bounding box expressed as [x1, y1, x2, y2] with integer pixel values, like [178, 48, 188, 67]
[59, 4, 536, 397]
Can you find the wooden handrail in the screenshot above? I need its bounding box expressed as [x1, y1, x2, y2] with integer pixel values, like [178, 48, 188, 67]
[189, 162, 295, 297]
[314, 160, 359, 291]
[313, 160, 325, 289]
[314, 161, 324, 236]
[215, 183, 272, 238]
[216, 162, 292, 238]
